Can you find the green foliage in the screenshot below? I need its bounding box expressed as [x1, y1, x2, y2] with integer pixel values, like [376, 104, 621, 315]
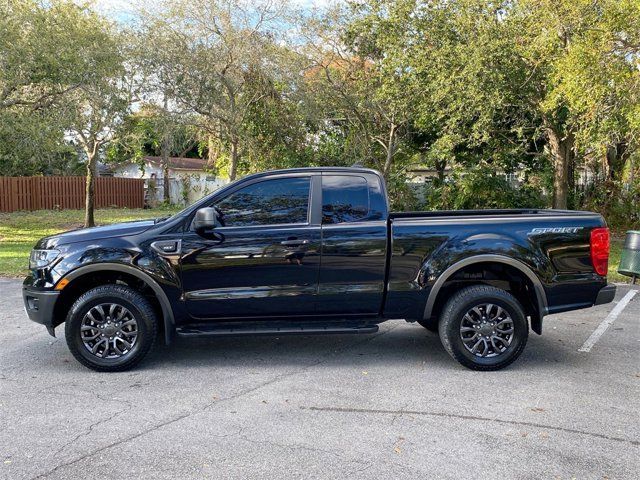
[300, 4, 417, 178]
[576, 179, 640, 233]
[340, 0, 639, 222]
[139, 0, 293, 180]
[0, 0, 122, 176]
[239, 67, 313, 173]
[0, 0, 120, 110]
[424, 168, 547, 211]
[0, 109, 80, 176]
[106, 105, 199, 166]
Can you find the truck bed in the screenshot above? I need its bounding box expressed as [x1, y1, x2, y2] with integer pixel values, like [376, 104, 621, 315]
[384, 208, 608, 321]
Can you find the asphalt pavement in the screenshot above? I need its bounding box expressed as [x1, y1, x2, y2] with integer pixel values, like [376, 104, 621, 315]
[0, 278, 638, 479]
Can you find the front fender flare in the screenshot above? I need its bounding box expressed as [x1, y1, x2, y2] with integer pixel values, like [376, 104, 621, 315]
[62, 263, 176, 344]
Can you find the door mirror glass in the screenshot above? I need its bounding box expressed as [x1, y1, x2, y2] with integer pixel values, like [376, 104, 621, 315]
[193, 207, 220, 234]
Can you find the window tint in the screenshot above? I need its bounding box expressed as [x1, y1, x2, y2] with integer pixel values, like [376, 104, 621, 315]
[216, 177, 310, 227]
[322, 175, 369, 224]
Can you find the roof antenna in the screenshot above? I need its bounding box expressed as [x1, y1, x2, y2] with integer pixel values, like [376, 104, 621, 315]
[351, 162, 363, 168]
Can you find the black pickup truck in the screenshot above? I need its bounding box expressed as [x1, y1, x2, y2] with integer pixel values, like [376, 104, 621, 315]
[23, 167, 615, 371]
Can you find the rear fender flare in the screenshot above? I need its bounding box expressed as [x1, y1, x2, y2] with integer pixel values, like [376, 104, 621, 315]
[422, 254, 548, 333]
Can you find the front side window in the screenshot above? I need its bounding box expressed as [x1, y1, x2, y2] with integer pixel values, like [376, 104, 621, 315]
[322, 175, 370, 224]
[215, 177, 310, 227]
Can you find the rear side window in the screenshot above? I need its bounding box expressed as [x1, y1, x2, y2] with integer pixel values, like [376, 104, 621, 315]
[322, 175, 369, 224]
[216, 177, 310, 227]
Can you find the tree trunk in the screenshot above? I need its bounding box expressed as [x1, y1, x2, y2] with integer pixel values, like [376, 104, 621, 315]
[207, 134, 216, 169]
[382, 124, 397, 178]
[435, 159, 447, 182]
[163, 163, 170, 203]
[161, 94, 171, 202]
[84, 151, 97, 228]
[229, 136, 239, 181]
[606, 142, 628, 181]
[161, 137, 170, 203]
[545, 124, 573, 209]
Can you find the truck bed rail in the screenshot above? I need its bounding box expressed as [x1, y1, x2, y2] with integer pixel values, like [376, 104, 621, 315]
[389, 209, 595, 219]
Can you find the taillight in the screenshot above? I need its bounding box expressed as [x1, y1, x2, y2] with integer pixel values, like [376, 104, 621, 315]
[590, 227, 610, 276]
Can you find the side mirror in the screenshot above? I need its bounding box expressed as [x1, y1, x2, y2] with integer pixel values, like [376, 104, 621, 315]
[193, 207, 219, 234]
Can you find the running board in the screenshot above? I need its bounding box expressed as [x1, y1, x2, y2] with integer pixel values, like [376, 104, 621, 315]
[176, 323, 379, 338]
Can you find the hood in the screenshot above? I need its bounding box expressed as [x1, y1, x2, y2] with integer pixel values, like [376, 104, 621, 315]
[35, 220, 156, 249]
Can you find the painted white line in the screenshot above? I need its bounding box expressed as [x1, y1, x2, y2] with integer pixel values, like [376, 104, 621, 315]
[578, 290, 637, 352]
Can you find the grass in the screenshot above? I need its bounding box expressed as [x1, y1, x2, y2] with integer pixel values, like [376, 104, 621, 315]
[0, 208, 632, 283]
[608, 236, 631, 284]
[0, 207, 180, 277]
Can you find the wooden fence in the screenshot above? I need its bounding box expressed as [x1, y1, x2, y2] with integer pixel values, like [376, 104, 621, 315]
[0, 176, 144, 212]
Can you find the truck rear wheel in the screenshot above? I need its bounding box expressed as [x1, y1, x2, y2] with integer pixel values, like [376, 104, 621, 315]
[438, 285, 528, 371]
[65, 285, 157, 372]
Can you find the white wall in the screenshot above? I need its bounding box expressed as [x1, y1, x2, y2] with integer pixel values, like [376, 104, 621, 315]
[112, 162, 228, 206]
[113, 163, 160, 179]
[163, 172, 228, 205]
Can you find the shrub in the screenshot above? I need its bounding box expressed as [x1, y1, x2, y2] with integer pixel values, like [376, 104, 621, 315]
[423, 169, 547, 210]
[577, 180, 640, 233]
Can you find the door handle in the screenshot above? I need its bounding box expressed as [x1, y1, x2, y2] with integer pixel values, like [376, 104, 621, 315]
[280, 239, 309, 247]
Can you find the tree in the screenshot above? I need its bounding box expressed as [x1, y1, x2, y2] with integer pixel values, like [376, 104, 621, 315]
[61, 24, 135, 227]
[0, 0, 110, 110]
[142, 0, 288, 181]
[0, 1, 136, 225]
[239, 62, 313, 173]
[506, 0, 640, 208]
[549, 0, 640, 181]
[132, 28, 196, 200]
[2, 0, 637, 225]
[344, 0, 640, 209]
[0, 0, 121, 176]
[0, 108, 79, 176]
[107, 104, 200, 201]
[300, 5, 415, 179]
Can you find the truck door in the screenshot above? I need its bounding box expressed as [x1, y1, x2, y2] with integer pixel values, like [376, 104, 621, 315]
[181, 174, 321, 319]
[317, 173, 388, 315]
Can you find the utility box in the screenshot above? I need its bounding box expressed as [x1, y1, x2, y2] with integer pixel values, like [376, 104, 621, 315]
[618, 230, 640, 284]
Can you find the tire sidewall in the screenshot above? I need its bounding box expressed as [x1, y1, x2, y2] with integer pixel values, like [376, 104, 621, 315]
[443, 290, 528, 368]
[66, 288, 155, 370]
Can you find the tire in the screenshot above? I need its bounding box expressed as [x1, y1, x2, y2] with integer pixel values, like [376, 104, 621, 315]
[65, 285, 157, 372]
[438, 285, 528, 371]
[416, 318, 439, 333]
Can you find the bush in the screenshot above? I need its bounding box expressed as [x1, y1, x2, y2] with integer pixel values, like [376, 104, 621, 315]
[577, 180, 640, 233]
[386, 174, 422, 211]
[422, 169, 547, 210]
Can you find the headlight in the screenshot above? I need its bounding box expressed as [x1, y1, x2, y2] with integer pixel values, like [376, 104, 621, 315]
[29, 249, 60, 269]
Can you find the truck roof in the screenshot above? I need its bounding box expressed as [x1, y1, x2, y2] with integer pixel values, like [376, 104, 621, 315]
[241, 166, 383, 180]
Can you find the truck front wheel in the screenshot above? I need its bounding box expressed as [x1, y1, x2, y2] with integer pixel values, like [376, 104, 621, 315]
[65, 285, 157, 372]
[438, 285, 528, 371]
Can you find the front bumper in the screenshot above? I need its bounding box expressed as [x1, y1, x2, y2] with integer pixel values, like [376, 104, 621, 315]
[22, 287, 59, 336]
[594, 284, 616, 306]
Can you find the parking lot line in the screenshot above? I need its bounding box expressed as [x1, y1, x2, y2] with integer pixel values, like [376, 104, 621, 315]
[578, 290, 637, 353]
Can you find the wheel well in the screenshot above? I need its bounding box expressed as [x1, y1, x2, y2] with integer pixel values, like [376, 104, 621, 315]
[52, 271, 165, 338]
[429, 262, 541, 325]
